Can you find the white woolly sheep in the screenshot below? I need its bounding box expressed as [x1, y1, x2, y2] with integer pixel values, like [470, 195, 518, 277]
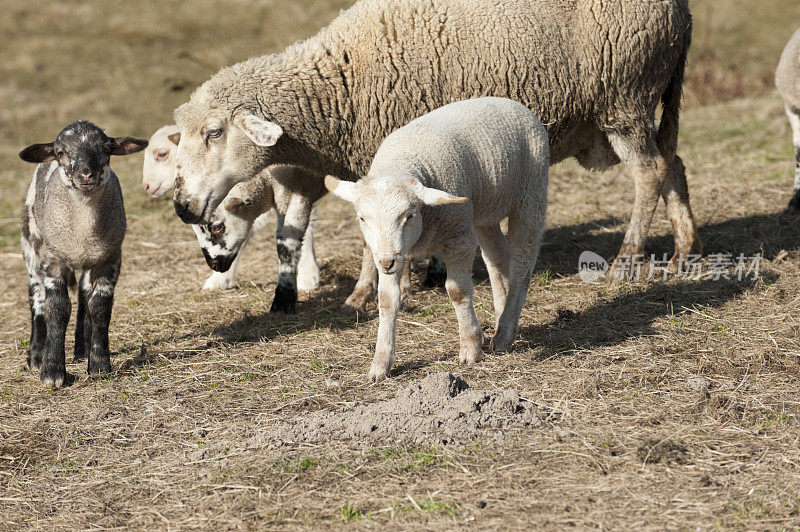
[326, 98, 549, 382]
[19, 120, 148, 388]
[776, 29, 800, 210]
[171, 0, 698, 310]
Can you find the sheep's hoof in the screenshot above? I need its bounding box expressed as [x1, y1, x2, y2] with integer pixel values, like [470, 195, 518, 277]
[459, 345, 484, 365]
[202, 273, 236, 291]
[27, 350, 42, 372]
[789, 194, 800, 213]
[40, 364, 66, 389]
[73, 344, 87, 362]
[342, 287, 375, 313]
[489, 333, 514, 353]
[88, 360, 111, 375]
[368, 365, 390, 383]
[270, 285, 297, 314]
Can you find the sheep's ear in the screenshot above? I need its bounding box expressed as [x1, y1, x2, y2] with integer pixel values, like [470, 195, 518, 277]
[167, 132, 181, 145]
[107, 136, 149, 156]
[19, 143, 56, 163]
[234, 114, 283, 147]
[324, 175, 358, 204]
[224, 196, 253, 212]
[414, 184, 469, 206]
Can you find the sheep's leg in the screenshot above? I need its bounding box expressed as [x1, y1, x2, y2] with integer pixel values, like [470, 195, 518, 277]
[41, 271, 71, 388]
[607, 127, 669, 275]
[476, 225, 510, 328]
[343, 239, 378, 312]
[660, 154, 702, 268]
[297, 217, 320, 291]
[787, 107, 800, 212]
[86, 259, 120, 375]
[490, 212, 544, 352]
[74, 272, 92, 361]
[443, 244, 484, 365]
[368, 269, 402, 382]
[26, 274, 46, 372]
[271, 195, 311, 313]
[399, 260, 412, 303]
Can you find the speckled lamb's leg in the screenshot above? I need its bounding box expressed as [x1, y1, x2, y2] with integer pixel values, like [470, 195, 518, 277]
[271, 194, 311, 313]
[26, 273, 46, 372]
[73, 271, 92, 361]
[786, 107, 800, 212]
[86, 258, 120, 376]
[40, 270, 71, 388]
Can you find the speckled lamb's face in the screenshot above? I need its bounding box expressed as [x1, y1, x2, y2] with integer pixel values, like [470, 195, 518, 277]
[191, 194, 262, 272]
[172, 102, 283, 225]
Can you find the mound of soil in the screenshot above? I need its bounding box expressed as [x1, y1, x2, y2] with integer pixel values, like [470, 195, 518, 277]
[253, 372, 550, 446]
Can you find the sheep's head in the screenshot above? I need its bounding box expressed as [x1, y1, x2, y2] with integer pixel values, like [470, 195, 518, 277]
[19, 120, 147, 194]
[325, 175, 467, 275]
[191, 183, 270, 272]
[172, 95, 282, 224]
[142, 124, 180, 198]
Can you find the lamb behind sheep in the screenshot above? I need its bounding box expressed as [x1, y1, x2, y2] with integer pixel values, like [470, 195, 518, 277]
[776, 29, 800, 211]
[193, 165, 322, 300]
[326, 98, 549, 382]
[142, 124, 179, 198]
[19, 120, 147, 388]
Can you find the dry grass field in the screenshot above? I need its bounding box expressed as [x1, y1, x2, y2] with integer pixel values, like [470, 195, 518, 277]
[1, 0, 800, 529]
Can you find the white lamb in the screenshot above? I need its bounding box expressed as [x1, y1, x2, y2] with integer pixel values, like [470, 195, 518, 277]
[326, 98, 549, 382]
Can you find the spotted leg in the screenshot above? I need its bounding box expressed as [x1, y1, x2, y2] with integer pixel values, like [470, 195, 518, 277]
[443, 242, 484, 365]
[368, 268, 402, 382]
[271, 194, 311, 313]
[85, 258, 121, 375]
[41, 269, 71, 388]
[73, 271, 92, 361]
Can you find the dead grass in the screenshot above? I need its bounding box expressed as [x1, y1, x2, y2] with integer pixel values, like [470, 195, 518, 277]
[1, 0, 800, 529]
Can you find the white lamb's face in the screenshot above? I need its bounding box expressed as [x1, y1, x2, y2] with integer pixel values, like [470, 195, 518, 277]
[142, 126, 179, 198]
[325, 175, 468, 275]
[172, 102, 283, 225]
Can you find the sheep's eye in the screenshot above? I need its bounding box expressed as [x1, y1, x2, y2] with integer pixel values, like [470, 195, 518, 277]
[155, 151, 168, 161]
[359, 216, 365, 223]
[56, 150, 66, 158]
[210, 222, 225, 236]
[406, 212, 414, 221]
[207, 128, 223, 140]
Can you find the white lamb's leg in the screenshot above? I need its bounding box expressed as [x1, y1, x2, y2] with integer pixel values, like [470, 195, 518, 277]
[443, 243, 484, 365]
[368, 268, 402, 382]
[202, 236, 248, 291]
[787, 106, 800, 210]
[296, 216, 320, 291]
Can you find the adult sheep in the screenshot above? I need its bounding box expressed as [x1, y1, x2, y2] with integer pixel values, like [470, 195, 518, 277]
[777, 29, 800, 211]
[172, 0, 700, 307]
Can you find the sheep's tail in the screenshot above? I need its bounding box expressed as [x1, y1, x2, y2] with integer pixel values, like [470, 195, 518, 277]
[656, 41, 689, 164]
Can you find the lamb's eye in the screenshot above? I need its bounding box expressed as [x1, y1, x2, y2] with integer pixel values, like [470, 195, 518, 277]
[210, 222, 225, 236]
[57, 150, 66, 158]
[358, 216, 365, 223]
[155, 151, 168, 161]
[406, 212, 414, 221]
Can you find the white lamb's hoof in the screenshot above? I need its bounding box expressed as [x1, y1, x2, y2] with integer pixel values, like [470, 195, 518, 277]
[368, 360, 391, 383]
[459, 345, 485, 365]
[297, 265, 320, 291]
[203, 273, 236, 291]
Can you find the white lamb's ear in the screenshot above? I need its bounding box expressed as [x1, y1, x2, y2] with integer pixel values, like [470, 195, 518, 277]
[234, 114, 283, 147]
[407, 178, 468, 206]
[324, 175, 358, 204]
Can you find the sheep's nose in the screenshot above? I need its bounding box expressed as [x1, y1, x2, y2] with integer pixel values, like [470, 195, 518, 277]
[78, 169, 93, 181]
[379, 258, 395, 273]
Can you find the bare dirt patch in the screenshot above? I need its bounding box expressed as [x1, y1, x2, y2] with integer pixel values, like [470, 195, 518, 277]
[253, 372, 553, 447]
